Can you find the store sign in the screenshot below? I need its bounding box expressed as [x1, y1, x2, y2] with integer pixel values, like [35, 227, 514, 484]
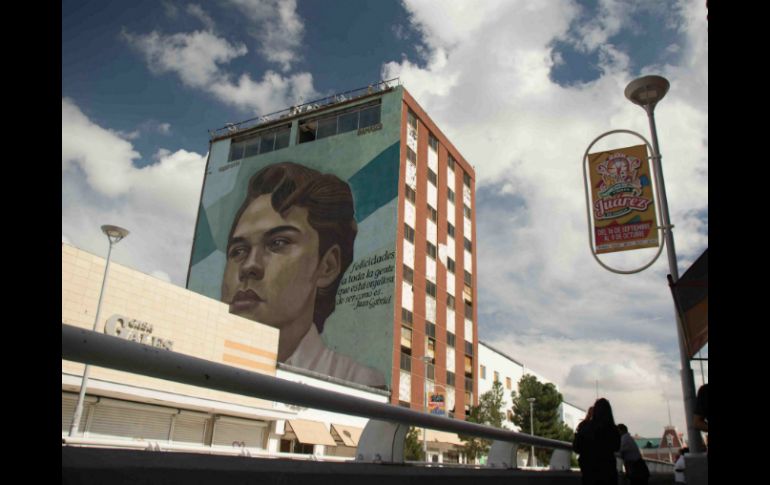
[587, 144, 659, 254]
[429, 393, 445, 415]
[104, 314, 174, 350]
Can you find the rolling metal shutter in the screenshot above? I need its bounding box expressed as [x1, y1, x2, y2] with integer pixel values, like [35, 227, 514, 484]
[211, 416, 266, 449]
[171, 412, 209, 446]
[87, 400, 174, 441]
[62, 392, 96, 435]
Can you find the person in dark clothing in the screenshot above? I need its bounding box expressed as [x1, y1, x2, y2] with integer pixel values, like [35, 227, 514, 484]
[617, 423, 649, 485]
[573, 398, 621, 485]
[575, 406, 594, 480]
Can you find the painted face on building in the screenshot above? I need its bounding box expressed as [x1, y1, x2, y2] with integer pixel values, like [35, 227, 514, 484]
[221, 194, 341, 335]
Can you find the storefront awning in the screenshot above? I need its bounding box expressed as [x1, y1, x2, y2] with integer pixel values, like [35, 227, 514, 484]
[287, 420, 337, 446]
[331, 424, 363, 447]
[669, 249, 708, 359]
[425, 429, 464, 447]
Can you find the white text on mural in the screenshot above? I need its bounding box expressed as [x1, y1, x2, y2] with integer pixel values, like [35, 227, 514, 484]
[336, 249, 395, 310]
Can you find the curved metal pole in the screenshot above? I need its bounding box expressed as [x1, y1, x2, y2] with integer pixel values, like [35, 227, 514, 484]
[62, 324, 573, 451]
[643, 105, 705, 454]
[582, 129, 666, 274]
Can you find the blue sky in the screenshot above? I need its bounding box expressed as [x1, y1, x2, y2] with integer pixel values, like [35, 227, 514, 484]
[62, 0, 708, 437]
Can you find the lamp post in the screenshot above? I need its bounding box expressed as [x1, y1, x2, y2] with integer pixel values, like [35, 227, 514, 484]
[68, 225, 129, 437]
[624, 75, 704, 453]
[527, 397, 536, 467]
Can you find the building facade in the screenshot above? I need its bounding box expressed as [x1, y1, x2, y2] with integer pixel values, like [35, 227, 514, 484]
[477, 341, 586, 433]
[186, 81, 479, 419]
[62, 243, 391, 459]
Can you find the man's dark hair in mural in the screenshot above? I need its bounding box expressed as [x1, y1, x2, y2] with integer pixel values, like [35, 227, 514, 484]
[221, 161, 385, 387]
[226, 161, 357, 332]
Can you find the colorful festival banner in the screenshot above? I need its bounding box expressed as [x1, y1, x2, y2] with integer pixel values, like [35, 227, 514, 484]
[587, 144, 659, 254]
[428, 393, 445, 415]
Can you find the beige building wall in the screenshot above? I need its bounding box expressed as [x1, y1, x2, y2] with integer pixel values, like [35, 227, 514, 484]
[61, 243, 280, 412]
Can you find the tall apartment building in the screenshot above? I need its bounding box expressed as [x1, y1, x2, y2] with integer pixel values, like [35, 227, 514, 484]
[187, 80, 478, 419]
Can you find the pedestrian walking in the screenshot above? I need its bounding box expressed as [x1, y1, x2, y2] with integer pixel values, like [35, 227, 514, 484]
[573, 398, 621, 485]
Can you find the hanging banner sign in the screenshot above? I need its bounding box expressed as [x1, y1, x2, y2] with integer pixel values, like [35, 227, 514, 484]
[587, 144, 658, 254]
[429, 393, 445, 415]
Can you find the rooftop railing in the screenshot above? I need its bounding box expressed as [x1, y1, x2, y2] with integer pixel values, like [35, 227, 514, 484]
[61, 323, 572, 470]
[208, 78, 401, 141]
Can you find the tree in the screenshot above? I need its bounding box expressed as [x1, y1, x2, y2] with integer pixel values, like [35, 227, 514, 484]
[510, 374, 575, 465]
[404, 426, 424, 461]
[459, 380, 506, 462]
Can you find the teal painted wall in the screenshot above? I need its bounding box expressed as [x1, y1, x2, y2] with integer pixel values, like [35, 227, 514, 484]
[188, 88, 403, 387]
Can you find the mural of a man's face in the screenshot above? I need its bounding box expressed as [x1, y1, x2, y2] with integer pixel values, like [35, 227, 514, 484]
[221, 194, 341, 331]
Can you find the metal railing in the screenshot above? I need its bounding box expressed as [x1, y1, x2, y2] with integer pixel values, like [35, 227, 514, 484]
[61, 323, 572, 469]
[208, 78, 401, 140]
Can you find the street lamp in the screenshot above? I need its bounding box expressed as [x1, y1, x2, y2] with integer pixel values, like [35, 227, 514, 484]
[68, 225, 129, 437]
[624, 75, 705, 453]
[527, 397, 536, 467]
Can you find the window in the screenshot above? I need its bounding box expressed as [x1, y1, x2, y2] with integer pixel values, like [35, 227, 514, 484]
[465, 377, 474, 391]
[407, 147, 417, 163]
[400, 352, 412, 371]
[447, 258, 455, 273]
[447, 154, 456, 170]
[404, 224, 415, 243]
[401, 326, 412, 351]
[506, 377, 512, 390]
[298, 101, 381, 144]
[425, 321, 436, 338]
[402, 308, 413, 326]
[427, 242, 437, 260]
[463, 205, 472, 218]
[447, 223, 455, 238]
[428, 134, 439, 151]
[464, 237, 472, 252]
[447, 371, 456, 387]
[426, 338, 436, 362]
[464, 270, 472, 286]
[464, 300, 473, 317]
[427, 204, 437, 222]
[405, 185, 416, 203]
[426, 281, 437, 298]
[427, 363, 435, 380]
[463, 171, 471, 188]
[464, 356, 473, 377]
[228, 124, 291, 161]
[447, 331, 456, 348]
[408, 109, 417, 129]
[403, 265, 414, 284]
[448, 189, 455, 204]
[359, 104, 381, 128]
[494, 371, 500, 382]
[446, 294, 455, 308]
[428, 168, 438, 186]
[480, 365, 486, 380]
[464, 340, 473, 356]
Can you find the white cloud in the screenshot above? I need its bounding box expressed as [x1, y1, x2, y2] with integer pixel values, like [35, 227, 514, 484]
[383, 0, 707, 438]
[493, 333, 693, 436]
[122, 29, 248, 89]
[62, 98, 207, 285]
[186, 4, 216, 31]
[226, 0, 304, 72]
[123, 27, 317, 115]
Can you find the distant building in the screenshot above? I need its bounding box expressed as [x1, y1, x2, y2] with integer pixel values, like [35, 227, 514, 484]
[476, 340, 586, 466]
[635, 426, 687, 463]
